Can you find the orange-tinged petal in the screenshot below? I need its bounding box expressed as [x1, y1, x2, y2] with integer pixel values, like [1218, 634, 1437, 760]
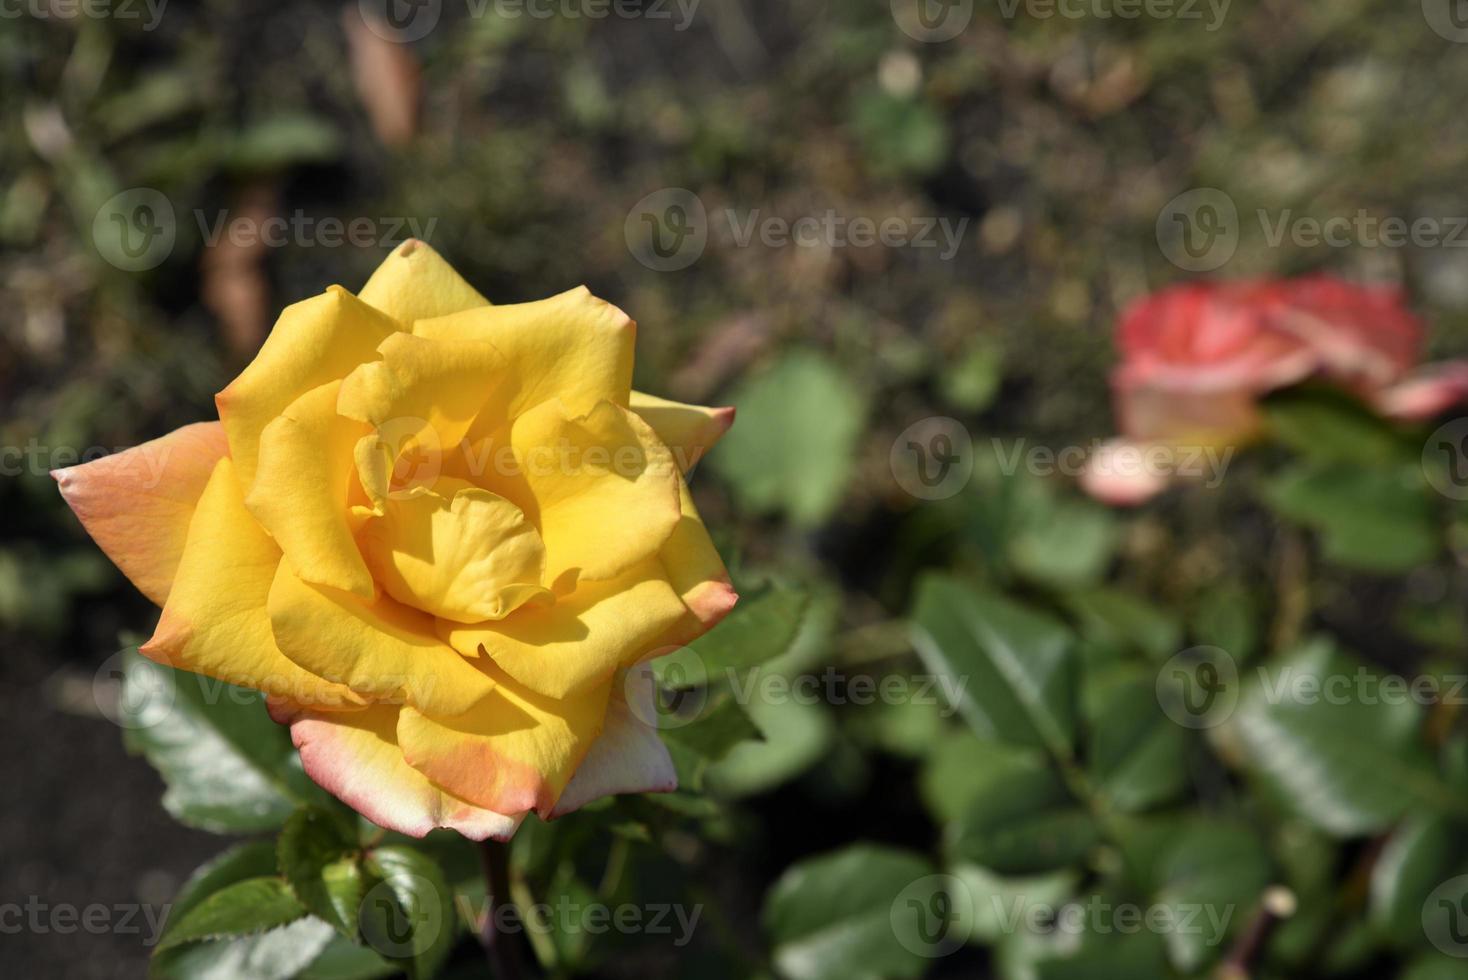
[439, 558, 687, 699]
[629, 391, 734, 473]
[397, 665, 611, 816]
[248, 380, 375, 598]
[358, 239, 490, 325]
[504, 399, 681, 590]
[358, 477, 549, 623]
[549, 664, 677, 819]
[218, 286, 401, 490]
[140, 458, 360, 707]
[289, 703, 522, 841]
[53, 421, 229, 607]
[266, 562, 498, 715]
[413, 286, 634, 420]
[658, 479, 738, 643]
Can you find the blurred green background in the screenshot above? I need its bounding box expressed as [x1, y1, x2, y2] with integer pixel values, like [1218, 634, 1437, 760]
[8, 1, 1468, 978]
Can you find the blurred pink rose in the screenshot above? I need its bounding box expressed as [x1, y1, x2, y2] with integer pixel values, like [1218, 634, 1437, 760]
[1082, 276, 1468, 505]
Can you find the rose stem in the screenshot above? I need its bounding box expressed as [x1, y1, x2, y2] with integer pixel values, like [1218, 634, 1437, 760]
[477, 839, 529, 980]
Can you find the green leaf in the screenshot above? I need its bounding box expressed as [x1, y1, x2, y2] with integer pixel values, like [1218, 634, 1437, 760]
[297, 935, 397, 980]
[764, 844, 935, 980]
[157, 878, 307, 951]
[165, 841, 283, 934]
[659, 587, 811, 680]
[948, 863, 1078, 945]
[1083, 664, 1189, 813]
[704, 696, 834, 798]
[120, 649, 308, 833]
[1010, 500, 1118, 591]
[1191, 583, 1259, 665]
[1065, 590, 1182, 664]
[278, 808, 364, 938]
[151, 917, 337, 980]
[911, 575, 1078, 757]
[1262, 462, 1436, 572]
[1370, 814, 1468, 948]
[1227, 640, 1467, 835]
[711, 351, 865, 526]
[361, 846, 456, 980]
[1262, 387, 1413, 466]
[1145, 818, 1272, 972]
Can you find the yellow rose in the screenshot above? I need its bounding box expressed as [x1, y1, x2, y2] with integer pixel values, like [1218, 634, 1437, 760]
[54, 241, 737, 839]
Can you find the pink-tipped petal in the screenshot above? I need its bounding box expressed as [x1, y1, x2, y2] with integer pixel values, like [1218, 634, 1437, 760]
[291, 703, 523, 841]
[549, 665, 677, 819]
[52, 421, 230, 607]
[1079, 439, 1172, 507]
[1375, 361, 1468, 421]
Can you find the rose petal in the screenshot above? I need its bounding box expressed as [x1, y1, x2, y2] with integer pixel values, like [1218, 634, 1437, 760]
[140, 458, 360, 707]
[291, 702, 522, 841]
[53, 421, 229, 607]
[629, 391, 734, 473]
[550, 664, 677, 819]
[359, 239, 490, 325]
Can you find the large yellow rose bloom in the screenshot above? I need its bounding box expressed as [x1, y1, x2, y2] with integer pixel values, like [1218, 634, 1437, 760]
[54, 241, 737, 840]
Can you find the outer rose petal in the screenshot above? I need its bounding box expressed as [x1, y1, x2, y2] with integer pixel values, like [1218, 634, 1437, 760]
[289, 702, 522, 841]
[504, 399, 682, 589]
[358, 239, 490, 325]
[629, 391, 735, 473]
[1374, 361, 1468, 421]
[53, 421, 229, 607]
[397, 666, 612, 816]
[1114, 378, 1264, 446]
[438, 557, 688, 700]
[550, 664, 677, 819]
[218, 286, 401, 490]
[413, 286, 635, 419]
[141, 458, 361, 707]
[249, 380, 375, 598]
[266, 563, 498, 715]
[1078, 439, 1172, 507]
[657, 480, 738, 644]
